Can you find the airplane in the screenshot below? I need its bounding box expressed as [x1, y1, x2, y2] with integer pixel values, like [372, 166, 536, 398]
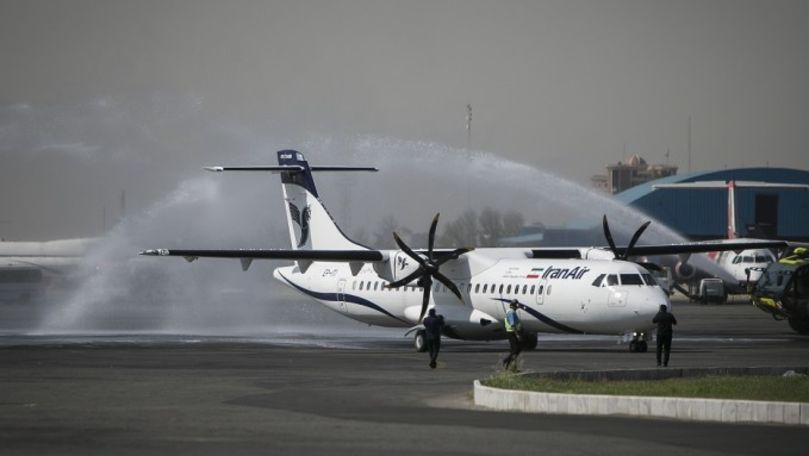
[0, 238, 97, 301]
[652, 181, 808, 294]
[140, 150, 787, 352]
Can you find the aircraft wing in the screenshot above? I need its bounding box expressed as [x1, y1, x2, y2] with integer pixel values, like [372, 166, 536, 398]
[620, 239, 788, 257]
[529, 239, 788, 259]
[139, 249, 385, 262]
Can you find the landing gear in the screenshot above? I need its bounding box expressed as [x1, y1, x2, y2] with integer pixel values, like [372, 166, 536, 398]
[522, 332, 538, 351]
[414, 330, 428, 352]
[628, 332, 648, 353]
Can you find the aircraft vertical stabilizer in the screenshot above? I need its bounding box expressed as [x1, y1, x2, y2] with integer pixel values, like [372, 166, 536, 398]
[276, 150, 371, 251]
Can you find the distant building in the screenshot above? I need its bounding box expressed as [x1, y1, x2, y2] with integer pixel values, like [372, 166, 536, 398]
[591, 155, 678, 194]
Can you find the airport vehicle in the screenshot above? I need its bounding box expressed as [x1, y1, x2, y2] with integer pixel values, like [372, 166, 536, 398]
[750, 247, 809, 334]
[141, 150, 786, 351]
[696, 278, 726, 304]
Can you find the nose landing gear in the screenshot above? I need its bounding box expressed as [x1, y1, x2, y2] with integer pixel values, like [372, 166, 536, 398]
[628, 331, 648, 353]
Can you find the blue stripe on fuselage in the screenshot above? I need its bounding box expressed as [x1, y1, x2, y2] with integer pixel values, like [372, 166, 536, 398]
[494, 298, 584, 334]
[278, 272, 409, 325]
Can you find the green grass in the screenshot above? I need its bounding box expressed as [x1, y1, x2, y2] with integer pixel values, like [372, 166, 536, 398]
[483, 373, 809, 403]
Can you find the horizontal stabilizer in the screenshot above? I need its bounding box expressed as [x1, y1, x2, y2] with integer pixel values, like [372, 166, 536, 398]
[204, 165, 377, 173]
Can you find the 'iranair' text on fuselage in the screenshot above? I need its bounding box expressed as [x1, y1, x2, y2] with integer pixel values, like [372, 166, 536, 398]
[541, 265, 591, 280]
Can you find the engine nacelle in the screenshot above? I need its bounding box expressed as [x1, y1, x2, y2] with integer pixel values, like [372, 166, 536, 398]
[372, 250, 423, 283]
[674, 261, 696, 281]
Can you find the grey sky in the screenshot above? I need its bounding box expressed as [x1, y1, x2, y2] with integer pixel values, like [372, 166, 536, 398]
[1, 0, 808, 240]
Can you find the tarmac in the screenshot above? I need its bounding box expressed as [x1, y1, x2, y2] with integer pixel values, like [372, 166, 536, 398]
[1, 296, 808, 455]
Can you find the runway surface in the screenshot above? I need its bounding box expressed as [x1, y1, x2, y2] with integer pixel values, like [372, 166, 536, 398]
[1, 297, 808, 455]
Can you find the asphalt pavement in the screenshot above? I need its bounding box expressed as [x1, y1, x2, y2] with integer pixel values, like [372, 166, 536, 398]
[1, 297, 808, 455]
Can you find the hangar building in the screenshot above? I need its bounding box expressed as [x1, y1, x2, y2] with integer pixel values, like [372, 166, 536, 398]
[615, 167, 809, 241]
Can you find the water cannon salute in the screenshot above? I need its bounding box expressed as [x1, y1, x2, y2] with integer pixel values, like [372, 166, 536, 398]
[141, 150, 786, 352]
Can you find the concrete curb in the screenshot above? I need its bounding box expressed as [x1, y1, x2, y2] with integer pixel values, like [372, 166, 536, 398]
[473, 368, 809, 426]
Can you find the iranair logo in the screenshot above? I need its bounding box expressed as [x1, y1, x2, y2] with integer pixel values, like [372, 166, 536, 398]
[288, 202, 311, 247]
[540, 265, 590, 280]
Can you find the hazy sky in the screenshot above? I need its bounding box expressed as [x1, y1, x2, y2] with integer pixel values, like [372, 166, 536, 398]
[1, 0, 808, 240]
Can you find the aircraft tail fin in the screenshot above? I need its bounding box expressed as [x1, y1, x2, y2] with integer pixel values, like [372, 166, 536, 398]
[205, 150, 377, 251]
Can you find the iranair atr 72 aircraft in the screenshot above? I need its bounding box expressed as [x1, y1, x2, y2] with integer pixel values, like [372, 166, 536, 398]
[141, 150, 786, 352]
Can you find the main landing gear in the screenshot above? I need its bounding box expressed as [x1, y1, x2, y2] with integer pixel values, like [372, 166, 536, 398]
[414, 330, 428, 352]
[628, 331, 648, 353]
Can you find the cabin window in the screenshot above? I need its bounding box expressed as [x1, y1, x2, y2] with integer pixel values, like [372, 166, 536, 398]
[352, 281, 357, 290]
[591, 274, 605, 287]
[606, 274, 619, 286]
[360, 281, 366, 290]
[498, 284, 504, 294]
[547, 284, 552, 295]
[538, 285, 544, 295]
[467, 283, 472, 293]
[475, 284, 480, 293]
[482, 284, 488, 293]
[620, 274, 644, 286]
[522, 284, 528, 294]
[530, 285, 535, 295]
[506, 284, 512, 294]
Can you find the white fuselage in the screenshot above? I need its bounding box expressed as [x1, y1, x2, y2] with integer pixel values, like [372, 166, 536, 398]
[273, 251, 668, 341]
[716, 249, 776, 291]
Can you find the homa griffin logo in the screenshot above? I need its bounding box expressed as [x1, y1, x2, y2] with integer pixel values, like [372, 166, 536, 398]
[537, 265, 590, 280]
[396, 256, 409, 271]
[288, 202, 311, 247]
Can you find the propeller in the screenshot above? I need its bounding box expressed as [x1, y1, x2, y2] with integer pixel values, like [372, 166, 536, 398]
[385, 213, 474, 322]
[602, 214, 651, 260]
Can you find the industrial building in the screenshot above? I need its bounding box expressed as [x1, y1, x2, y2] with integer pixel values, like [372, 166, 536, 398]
[503, 166, 809, 246]
[615, 167, 809, 241]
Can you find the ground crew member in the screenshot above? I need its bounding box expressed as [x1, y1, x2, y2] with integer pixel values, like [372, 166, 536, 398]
[422, 308, 445, 369]
[652, 304, 677, 367]
[502, 299, 523, 370]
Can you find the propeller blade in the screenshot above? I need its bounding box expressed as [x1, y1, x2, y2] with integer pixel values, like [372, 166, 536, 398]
[386, 268, 424, 289]
[393, 232, 428, 268]
[623, 220, 651, 259]
[435, 247, 474, 266]
[602, 215, 619, 258]
[427, 213, 440, 262]
[418, 275, 433, 322]
[434, 271, 464, 302]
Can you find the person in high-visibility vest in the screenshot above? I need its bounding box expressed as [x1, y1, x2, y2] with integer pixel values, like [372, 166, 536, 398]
[502, 299, 523, 369]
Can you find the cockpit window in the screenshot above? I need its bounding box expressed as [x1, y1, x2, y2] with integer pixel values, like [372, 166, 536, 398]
[641, 273, 658, 286]
[591, 274, 605, 287]
[606, 274, 619, 286]
[620, 274, 644, 285]
[733, 256, 742, 264]
[755, 255, 772, 263]
[742, 256, 754, 263]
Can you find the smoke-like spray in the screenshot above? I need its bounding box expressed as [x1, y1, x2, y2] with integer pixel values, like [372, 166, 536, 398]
[3, 97, 731, 336]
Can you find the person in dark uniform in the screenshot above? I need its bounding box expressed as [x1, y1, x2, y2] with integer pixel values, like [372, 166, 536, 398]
[652, 304, 677, 367]
[422, 308, 445, 369]
[502, 299, 523, 370]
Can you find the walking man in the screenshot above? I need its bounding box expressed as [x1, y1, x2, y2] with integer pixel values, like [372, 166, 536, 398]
[422, 308, 445, 369]
[502, 299, 523, 370]
[653, 304, 677, 367]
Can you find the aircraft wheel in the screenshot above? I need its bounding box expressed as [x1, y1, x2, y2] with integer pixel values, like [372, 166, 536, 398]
[638, 341, 648, 352]
[414, 330, 428, 352]
[629, 340, 638, 352]
[522, 333, 538, 351]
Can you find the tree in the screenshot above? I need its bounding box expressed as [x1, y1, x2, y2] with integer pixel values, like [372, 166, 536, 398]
[501, 210, 525, 239]
[478, 207, 503, 247]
